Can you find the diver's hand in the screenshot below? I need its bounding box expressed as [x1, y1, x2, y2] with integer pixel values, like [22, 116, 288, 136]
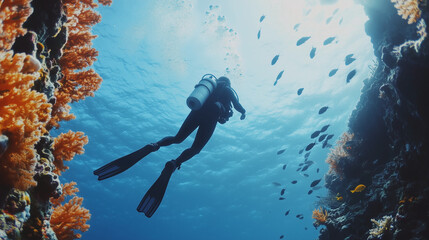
[240, 113, 246, 120]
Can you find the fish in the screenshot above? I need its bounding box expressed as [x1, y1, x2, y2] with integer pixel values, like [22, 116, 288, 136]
[322, 140, 328, 148]
[293, 23, 300, 31]
[323, 37, 336, 45]
[326, 134, 334, 140]
[317, 168, 320, 173]
[326, 16, 333, 24]
[305, 227, 308, 230]
[318, 106, 329, 114]
[301, 165, 310, 172]
[281, 189, 285, 195]
[291, 180, 297, 184]
[311, 130, 321, 139]
[345, 54, 356, 65]
[308, 189, 313, 195]
[318, 134, 328, 142]
[274, 70, 284, 85]
[297, 88, 304, 95]
[296, 214, 304, 219]
[305, 161, 314, 165]
[304, 9, 311, 16]
[299, 163, 304, 167]
[312, 186, 322, 190]
[257, 29, 261, 39]
[310, 178, 322, 187]
[282, 164, 287, 170]
[350, 184, 366, 193]
[346, 69, 357, 83]
[304, 152, 311, 159]
[305, 142, 316, 151]
[277, 149, 286, 155]
[316, 196, 321, 198]
[260, 15, 265, 22]
[296, 167, 302, 171]
[336, 193, 343, 201]
[271, 55, 279, 65]
[279, 197, 286, 200]
[272, 182, 282, 186]
[310, 47, 316, 59]
[339, 17, 343, 25]
[285, 210, 290, 216]
[333, 8, 339, 15]
[280, 235, 284, 239]
[297, 36, 311, 46]
[320, 124, 330, 132]
[303, 173, 309, 177]
[328, 68, 338, 77]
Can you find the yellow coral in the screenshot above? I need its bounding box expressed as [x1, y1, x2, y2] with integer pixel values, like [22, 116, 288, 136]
[312, 207, 329, 227]
[391, 0, 423, 24]
[369, 216, 393, 237]
[52, 130, 88, 175]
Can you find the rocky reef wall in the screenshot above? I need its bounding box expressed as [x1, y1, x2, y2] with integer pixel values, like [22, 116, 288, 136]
[316, 0, 429, 239]
[0, 0, 111, 239]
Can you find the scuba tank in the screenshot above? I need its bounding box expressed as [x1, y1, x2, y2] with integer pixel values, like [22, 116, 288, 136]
[186, 74, 217, 110]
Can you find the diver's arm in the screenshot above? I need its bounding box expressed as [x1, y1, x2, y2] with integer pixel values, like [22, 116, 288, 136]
[228, 88, 246, 119]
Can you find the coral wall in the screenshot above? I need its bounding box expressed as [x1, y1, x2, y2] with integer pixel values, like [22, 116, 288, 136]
[317, 0, 428, 239]
[0, 0, 111, 239]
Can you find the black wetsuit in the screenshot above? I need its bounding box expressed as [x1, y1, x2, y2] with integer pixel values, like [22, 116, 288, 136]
[156, 84, 246, 165]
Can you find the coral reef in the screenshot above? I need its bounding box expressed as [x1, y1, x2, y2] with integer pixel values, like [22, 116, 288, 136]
[312, 207, 329, 227]
[50, 182, 90, 240]
[368, 215, 393, 239]
[1, 0, 110, 239]
[318, 0, 429, 239]
[53, 131, 88, 175]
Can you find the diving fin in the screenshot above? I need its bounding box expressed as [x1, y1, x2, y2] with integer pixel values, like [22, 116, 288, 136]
[137, 160, 176, 218]
[94, 144, 158, 181]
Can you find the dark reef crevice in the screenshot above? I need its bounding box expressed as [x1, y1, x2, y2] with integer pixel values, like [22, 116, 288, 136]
[318, 0, 429, 239]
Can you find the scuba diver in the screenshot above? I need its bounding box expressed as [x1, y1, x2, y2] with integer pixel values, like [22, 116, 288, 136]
[94, 74, 246, 218]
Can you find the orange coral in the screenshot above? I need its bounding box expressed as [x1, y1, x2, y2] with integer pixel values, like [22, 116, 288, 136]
[52, 130, 88, 174]
[312, 207, 328, 226]
[98, 0, 113, 6]
[0, 0, 33, 50]
[0, 52, 51, 190]
[391, 0, 423, 24]
[50, 0, 106, 128]
[51, 182, 90, 240]
[325, 132, 354, 177]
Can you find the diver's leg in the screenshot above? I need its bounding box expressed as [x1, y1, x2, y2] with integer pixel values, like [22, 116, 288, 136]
[156, 111, 199, 147]
[174, 117, 218, 166]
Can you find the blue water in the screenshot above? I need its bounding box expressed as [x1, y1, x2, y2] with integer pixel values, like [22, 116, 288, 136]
[54, 0, 374, 239]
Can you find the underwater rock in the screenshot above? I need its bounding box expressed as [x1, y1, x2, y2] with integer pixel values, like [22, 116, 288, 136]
[317, 0, 429, 239]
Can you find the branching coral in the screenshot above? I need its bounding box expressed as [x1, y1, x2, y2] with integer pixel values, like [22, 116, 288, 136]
[391, 0, 423, 24]
[392, 19, 427, 57]
[0, 52, 51, 190]
[0, 0, 34, 50]
[312, 207, 329, 227]
[51, 182, 90, 240]
[52, 130, 88, 175]
[325, 132, 354, 177]
[48, 0, 104, 129]
[369, 215, 393, 238]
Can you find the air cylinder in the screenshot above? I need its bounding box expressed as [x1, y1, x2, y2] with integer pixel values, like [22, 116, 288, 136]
[186, 74, 217, 110]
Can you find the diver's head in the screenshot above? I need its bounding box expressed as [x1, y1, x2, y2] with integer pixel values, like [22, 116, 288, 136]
[217, 76, 231, 87]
